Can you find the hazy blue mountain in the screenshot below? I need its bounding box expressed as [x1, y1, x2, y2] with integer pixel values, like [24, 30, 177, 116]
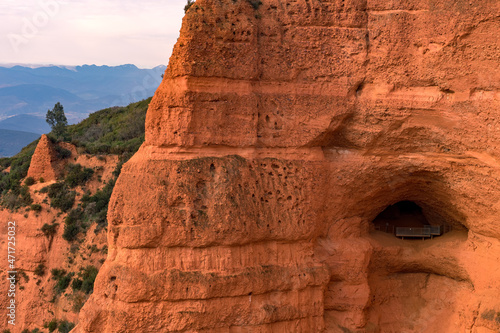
[0, 114, 50, 134]
[0, 64, 166, 133]
[0, 129, 40, 157]
[0, 84, 82, 117]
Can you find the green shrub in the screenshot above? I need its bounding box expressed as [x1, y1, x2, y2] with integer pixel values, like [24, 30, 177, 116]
[24, 177, 35, 186]
[247, 0, 262, 9]
[19, 185, 33, 205]
[57, 320, 75, 333]
[47, 183, 75, 212]
[86, 180, 114, 216]
[41, 223, 58, 238]
[0, 140, 37, 210]
[54, 145, 71, 159]
[63, 223, 80, 242]
[71, 265, 98, 294]
[6, 142, 37, 182]
[44, 319, 58, 332]
[1, 192, 22, 210]
[51, 269, 73, 295]
[51, 268, 66, 280]
[80, 265, 98, 294]
[31, 204, 42, 212]
[1, 184, 33, 210]
[112, 159, 125, 178]
[65, 164, 94, 188]
[75, 176, 117, 233]
[34, 263, 46, 276]
[62, 208, 84, 242]
[71, 278, 83, 291]
[56, 274, 73, 294]
[47, 182, 65, 198]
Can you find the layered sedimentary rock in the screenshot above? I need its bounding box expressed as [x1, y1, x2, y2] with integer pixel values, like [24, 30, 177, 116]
[76, 0, 500, 332]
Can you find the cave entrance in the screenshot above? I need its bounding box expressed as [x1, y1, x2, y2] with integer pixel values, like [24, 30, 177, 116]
[372, 201, 448, 239]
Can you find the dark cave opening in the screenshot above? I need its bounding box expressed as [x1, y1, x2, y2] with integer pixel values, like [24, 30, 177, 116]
[372, 201, 448, 239]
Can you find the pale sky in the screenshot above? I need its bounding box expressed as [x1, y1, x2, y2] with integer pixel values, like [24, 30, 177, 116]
[0, 0, 187, 68]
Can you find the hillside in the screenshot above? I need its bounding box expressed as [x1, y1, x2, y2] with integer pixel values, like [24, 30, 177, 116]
[0, 97, 150, 332]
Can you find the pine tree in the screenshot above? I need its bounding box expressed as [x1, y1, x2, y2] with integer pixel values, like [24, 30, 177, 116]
[46, 102, 68, 137]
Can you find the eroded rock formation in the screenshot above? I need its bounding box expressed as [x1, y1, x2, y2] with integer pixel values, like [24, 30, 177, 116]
[27, 134, 77, 182]
[26, 134, 59, 182]
[76, 0, 500, 332]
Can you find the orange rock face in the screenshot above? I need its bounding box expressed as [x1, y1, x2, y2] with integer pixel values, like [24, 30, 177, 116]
[27, 134, 78, 182]
[26, 134, 59, 182]
[76, 0, 500, 332]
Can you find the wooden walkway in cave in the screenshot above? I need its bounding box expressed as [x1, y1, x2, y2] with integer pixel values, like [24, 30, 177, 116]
[395, 225, 446, 239]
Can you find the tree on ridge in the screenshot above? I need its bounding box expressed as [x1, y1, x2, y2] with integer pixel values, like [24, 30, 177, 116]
[46, 102, 68, 138]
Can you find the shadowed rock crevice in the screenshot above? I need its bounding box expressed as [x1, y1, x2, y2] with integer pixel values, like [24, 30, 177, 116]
[373, 201, 429, 233]
[371, 201, 457, 238]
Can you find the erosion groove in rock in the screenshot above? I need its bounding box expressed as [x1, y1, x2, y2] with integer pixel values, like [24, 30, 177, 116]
[76, 0, 500, 332]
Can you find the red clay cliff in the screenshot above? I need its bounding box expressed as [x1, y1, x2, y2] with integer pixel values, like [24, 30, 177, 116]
[75, 0, 500, 332]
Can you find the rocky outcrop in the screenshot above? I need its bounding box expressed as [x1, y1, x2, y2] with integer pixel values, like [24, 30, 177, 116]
[76, 0, 500, 332]
[26, 134, 59, 182]
[26, 134, 77, 182]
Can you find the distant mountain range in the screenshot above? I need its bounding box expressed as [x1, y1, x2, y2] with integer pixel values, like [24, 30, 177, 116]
[0, 129, 40, 157]
[0, 114, 51, 134]
[0, 64, 166, 135]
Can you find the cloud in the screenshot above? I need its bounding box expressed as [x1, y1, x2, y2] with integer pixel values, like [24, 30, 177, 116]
[0, 0, 186, 68]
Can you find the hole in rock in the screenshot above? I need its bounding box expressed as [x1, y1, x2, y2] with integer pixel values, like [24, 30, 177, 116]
[372, 201, 450, 239]
[329, 199, 472, 332]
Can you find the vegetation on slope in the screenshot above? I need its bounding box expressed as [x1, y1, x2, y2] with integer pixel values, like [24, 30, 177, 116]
[67, 97, 150, 155]
[0, 97, 151, 213]
[0, 141, 38, 209]
[0, 97, 151, 330]
[56, 98, 151, 240]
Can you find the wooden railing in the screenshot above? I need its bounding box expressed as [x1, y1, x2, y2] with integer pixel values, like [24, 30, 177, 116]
[395, 225, 445, 239]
